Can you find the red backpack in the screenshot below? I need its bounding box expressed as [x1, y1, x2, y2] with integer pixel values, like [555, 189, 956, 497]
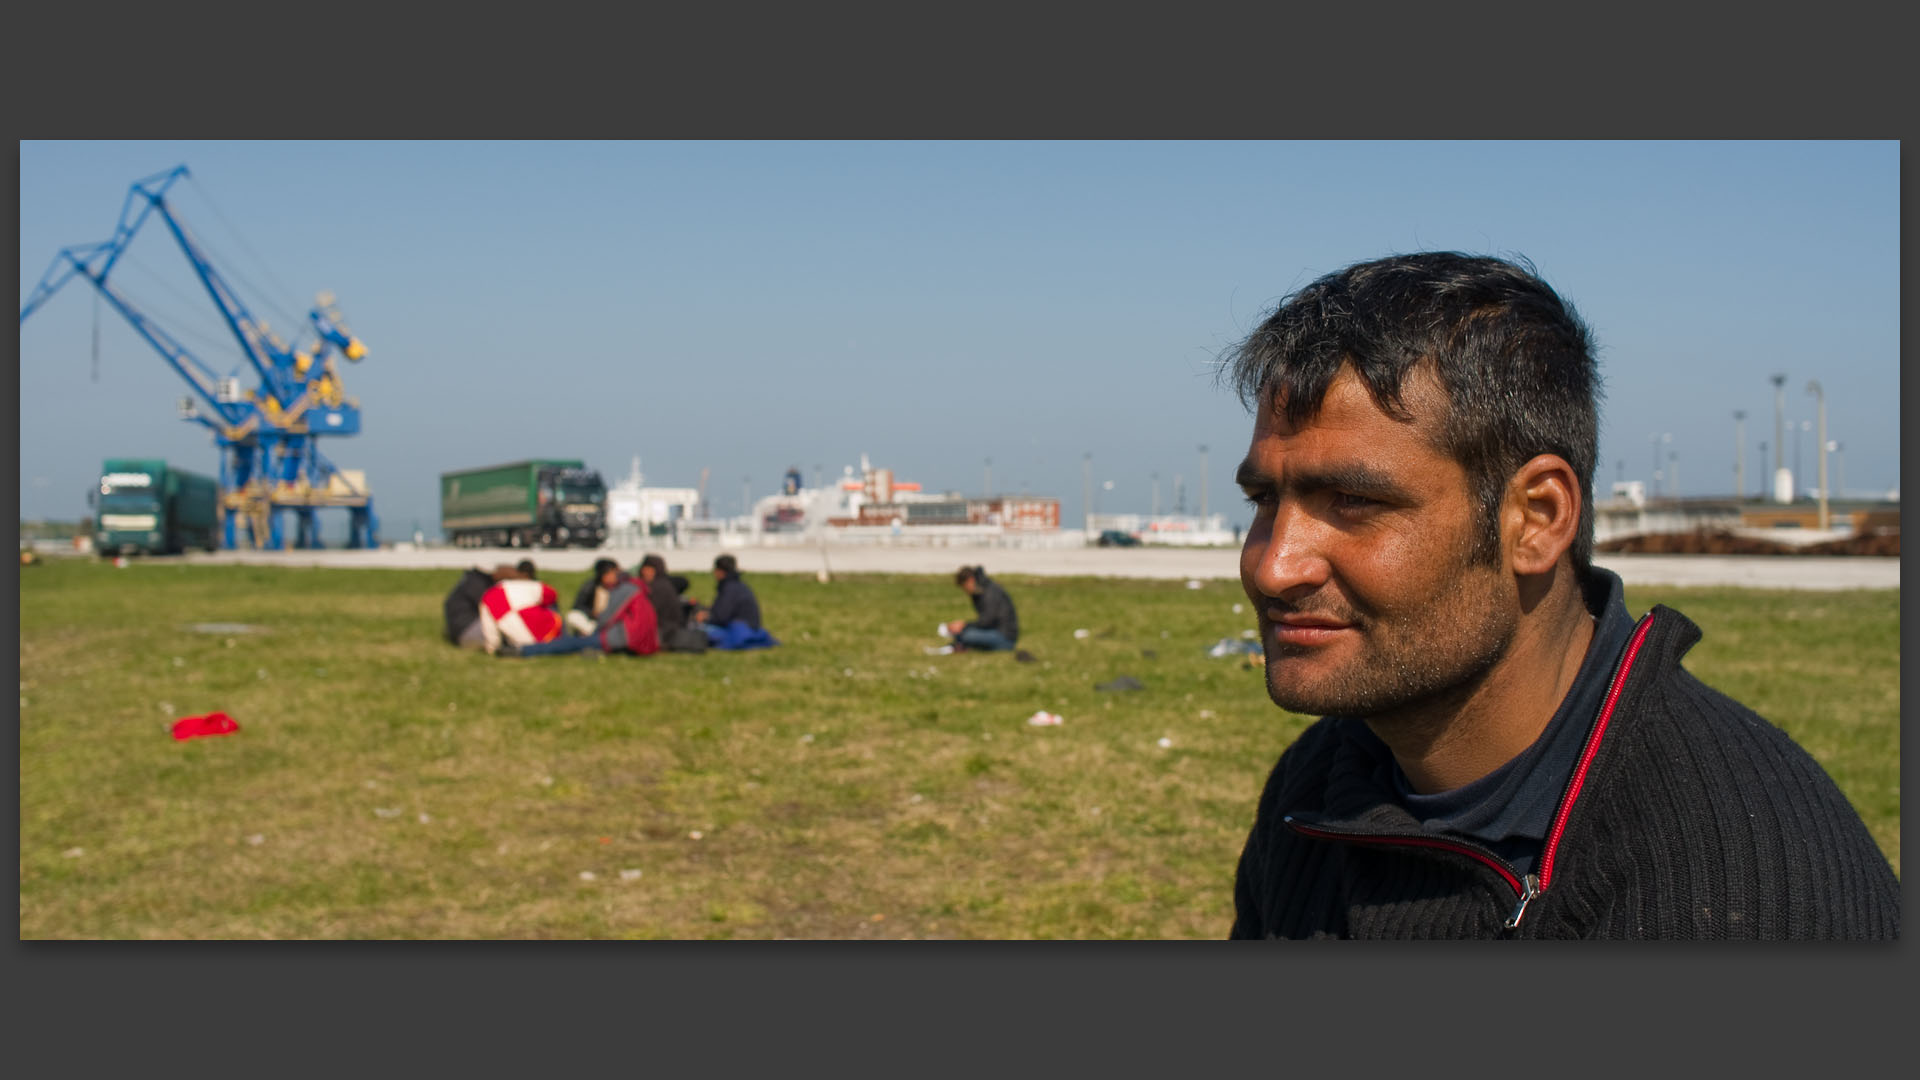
[599, 579, 661, 656]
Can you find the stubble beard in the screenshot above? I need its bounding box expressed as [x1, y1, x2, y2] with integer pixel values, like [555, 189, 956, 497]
[1262, 567, 1516, 723]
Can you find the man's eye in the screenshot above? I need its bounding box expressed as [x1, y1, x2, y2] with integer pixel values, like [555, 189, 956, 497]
[1331, 492, 1378, 512]
[1242, 490, 1275, 509]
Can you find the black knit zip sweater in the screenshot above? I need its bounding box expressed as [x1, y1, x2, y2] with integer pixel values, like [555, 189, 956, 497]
[1230, 604, 1901, 940]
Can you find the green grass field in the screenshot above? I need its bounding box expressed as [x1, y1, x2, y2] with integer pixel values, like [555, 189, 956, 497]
[17, 559, 1900, 939]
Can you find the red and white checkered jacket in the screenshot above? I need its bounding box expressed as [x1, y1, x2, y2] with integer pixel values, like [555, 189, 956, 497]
[479, 579, 562, 650]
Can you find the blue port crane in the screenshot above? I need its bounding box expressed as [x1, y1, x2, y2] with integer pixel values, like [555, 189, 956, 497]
[20, 165, 378, 549]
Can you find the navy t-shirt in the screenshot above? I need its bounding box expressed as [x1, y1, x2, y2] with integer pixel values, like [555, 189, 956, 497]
[1384, 569, 1637, 878]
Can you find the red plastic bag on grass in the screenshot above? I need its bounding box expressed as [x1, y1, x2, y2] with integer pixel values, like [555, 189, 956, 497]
[172, 712, 240, 740]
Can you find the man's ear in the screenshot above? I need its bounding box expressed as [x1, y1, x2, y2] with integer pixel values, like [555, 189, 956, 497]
[1505, 454, 1582, 576]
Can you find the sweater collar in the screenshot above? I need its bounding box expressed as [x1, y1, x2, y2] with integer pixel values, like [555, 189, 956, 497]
[1292, 567, 1641, 841]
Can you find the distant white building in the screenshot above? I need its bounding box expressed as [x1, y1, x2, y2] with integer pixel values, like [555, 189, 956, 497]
[604, 457, 699, 547]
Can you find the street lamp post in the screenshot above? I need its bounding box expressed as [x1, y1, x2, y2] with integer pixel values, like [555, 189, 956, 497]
[1794, 420, 1811, 502]
[1770, 374, 1791, 502]
[1806, 381, 1828, 529]
[1669, 451, 1680, 500]
[1083, 453, 1093, 536]
[1198, 444, 1209, 522]
[1732, 411, 1746, 503]
[1757, 442, 1768, 499]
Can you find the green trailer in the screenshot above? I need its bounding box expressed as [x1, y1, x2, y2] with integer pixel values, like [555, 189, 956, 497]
[440, 460, 608, 549]
[91, 458, 220, 556]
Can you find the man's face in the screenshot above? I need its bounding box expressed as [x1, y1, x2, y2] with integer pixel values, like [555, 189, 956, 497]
[600, 568, 621, 588]
[958, 576, 978, 595]
[1237, 369, 1517, 720]
[639, 564, 657, 583]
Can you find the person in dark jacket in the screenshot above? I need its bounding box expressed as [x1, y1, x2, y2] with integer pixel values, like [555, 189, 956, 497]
[1220, 252, 1897, 939]
[692, 554, 761, 631]
[942, 566, 1019, 652]
[639, 553, 706, 652]
[691, 554, 779, 649]
[443, 563, 522, 648]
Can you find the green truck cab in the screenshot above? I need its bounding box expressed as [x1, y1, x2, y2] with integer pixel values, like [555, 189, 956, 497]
[440, 460, 608, 549]
[91, 458, 220, 556]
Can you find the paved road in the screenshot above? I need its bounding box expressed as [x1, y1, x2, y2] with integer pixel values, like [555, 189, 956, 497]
[148, 544, 1899, 590]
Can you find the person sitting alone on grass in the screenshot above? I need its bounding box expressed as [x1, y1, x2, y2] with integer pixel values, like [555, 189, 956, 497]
[690, 553, 778, 650]
[500, 561, 659, 659]
[567, 558, 620, 635]
[939, 565, 1020, 653]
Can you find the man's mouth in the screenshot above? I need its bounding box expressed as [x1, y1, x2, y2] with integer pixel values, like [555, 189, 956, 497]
[1263, 612, 1358, 648]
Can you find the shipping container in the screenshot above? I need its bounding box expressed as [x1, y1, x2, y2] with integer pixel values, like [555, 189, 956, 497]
[440, 460, 607, 548]
[92, 458, 220, 555]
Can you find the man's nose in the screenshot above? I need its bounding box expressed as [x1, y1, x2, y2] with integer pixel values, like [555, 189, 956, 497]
[1242, 504, 1331, 600]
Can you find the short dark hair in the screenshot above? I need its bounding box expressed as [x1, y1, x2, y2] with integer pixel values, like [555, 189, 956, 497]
[639, 554, 667, 576]
[517, 558, 538, 579]
[954, 566, 977, 586]
[592, 558, 618, 580]
[1223, 252, 1601, 572]
[714, 554, 737, 575]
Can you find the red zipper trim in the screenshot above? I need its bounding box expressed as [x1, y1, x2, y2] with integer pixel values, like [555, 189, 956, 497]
[1535, 611, 1656, 890]
[1285, 821, 1525, 895]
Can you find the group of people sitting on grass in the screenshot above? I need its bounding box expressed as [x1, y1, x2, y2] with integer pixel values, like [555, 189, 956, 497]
[441, 553, 776, 659]
[443, 556, 1026, 661]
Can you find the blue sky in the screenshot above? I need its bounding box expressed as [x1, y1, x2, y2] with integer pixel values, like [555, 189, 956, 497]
[18, 141, 1900, 536]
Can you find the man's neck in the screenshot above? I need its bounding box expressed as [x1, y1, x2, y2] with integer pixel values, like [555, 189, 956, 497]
[1367, 582, 1597, 795]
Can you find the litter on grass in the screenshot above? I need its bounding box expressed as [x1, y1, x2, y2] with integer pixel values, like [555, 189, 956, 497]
[1207, 637, 1263, 658]
[1073, 628, 1091, 640]
[1027, 710, 1065, 726]
[1158, 737, 1174, 749]
[1186, 579, 1204, 589]
[620, 869, 643, 881]
[171, 711, 240, 740]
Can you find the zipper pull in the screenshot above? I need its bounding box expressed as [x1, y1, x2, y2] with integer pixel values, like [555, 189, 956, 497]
[1504, 874, 1541, 932]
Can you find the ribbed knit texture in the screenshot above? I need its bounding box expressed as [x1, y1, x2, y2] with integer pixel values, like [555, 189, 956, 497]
[1230, 605, 1901, 940]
